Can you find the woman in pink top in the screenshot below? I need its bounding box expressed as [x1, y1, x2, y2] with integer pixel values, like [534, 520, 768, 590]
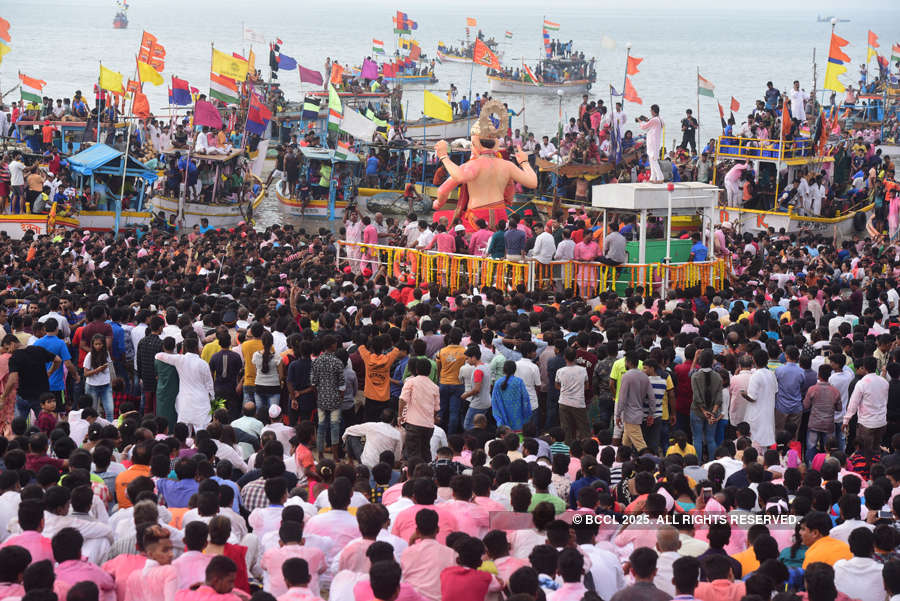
[573, 236, 599, 297]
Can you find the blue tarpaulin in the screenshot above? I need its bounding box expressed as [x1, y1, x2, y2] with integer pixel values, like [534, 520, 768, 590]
[67, 143, 158, 181]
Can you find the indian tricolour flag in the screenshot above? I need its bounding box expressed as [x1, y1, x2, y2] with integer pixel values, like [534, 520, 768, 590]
[697, 74, 715, 98]
[893, 43, 900, 62]
[209, 72, 239, 105]
[523, 63, 540, 86]
[334, 140, 351, 160]
[373, 39, 385, 54]
[505, 31, 513, 39]
[327, 83, 342, 132]
[543, 20, 560, 31]
[19, 72, 46, 104]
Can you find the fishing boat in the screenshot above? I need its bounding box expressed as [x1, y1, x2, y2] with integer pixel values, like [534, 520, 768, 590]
[113, 1, 128, 29]
[436, 30, 503, 64]
[487, 20, 595, 96]
[274, 146, 361, 219]
[713, 134, 872, 237]
[150, 148, 266, 228]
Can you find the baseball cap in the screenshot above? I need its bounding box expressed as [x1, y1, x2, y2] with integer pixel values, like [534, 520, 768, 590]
[268, 405, 281, 419]
[454, 224, 466, 232]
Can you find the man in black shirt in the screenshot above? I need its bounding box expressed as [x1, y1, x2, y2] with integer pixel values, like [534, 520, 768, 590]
[680, 109, 698, 155]
[2, 334, 61, 418]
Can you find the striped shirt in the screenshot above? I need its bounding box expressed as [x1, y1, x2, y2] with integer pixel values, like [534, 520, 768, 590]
[550, 442, 570, 456]
[648, 375, 668, 418]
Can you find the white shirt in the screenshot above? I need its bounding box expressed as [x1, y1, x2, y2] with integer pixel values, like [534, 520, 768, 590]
[554, 239, 575, 260]
[182, 509, 246, 544]
[161, 324, 183, 344]
[154, 352, 215, 428]
[829, 519, 873, 543]
[131, 323, 148, 368]
[261, 422, 295, 451]
[416, 228, 435, 250]
[580, 543, 626, 601]
[514, 358, 541, 410]
[789, 88, 809, 121]
[304, 509, 361, 556]
[887, 288, 900, 316]
[38, 311, 71, 340]
[430, 426, 448, 458]
[213, 440, 249, 473]
[746, 368, 777, 446]
[530, 231, 556, 264]
[44, 512, 113, 564]
[845, 373, 889, 428]
[653, 550, 680, 597]
[704, 456, 744, 481]
[0, 490, 21, 542]
[342, 422, 403, 468]
[830, 366, 855, 422]
[834, 556, 886, 601]
[404, 222, 420, 247]
[313, 489, 370, 512]
[8, 160, 25, 186]
[538, 142, 558, 159]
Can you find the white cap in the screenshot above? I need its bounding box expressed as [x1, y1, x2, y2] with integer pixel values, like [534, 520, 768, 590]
[268, 405, 281, 419]
[454, 224, 466, 232]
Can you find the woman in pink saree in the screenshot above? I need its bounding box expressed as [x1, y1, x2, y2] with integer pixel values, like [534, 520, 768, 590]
[574, 236, 600, 296]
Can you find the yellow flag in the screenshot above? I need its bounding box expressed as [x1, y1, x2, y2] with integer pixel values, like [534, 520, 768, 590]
[99, 65, 124, 93]
[211, 48, 248, 82]
[867, 46, 877, 63]
[424, 90, 452, 122]
[248, 48, 256, 74]
[0, 41, 10, 65]
[823, 62, 846, 93]
[137, 61, 164, 86]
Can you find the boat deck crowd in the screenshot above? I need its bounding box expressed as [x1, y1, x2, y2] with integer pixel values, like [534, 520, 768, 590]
[0, 67, 899, 601]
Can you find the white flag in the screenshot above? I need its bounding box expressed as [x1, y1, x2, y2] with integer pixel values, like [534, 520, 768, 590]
[339, 107, 377, 141]
[601, 35, 616, 50]
[243, 25, 266, 45]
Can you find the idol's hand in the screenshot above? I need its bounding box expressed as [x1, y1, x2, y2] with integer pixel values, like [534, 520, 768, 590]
[435, 140, 449, 160]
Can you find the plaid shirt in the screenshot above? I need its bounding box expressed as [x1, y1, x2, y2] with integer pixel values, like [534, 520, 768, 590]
[136, 334, 163, 390]
[241, 477, 269, 512]
[310, 351, 345, 411]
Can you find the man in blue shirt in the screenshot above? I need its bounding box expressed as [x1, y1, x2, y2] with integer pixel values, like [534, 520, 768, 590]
[198, 218, 214, 234]
[689, 233, 708, 262]
[459, 96, 470, 116]
[504, 215, 526, 260]
[774, 346, 805, 434]
[107, 307, 128, 394]
[156, 457, 200, 508]
[365, 150, 379, 186]
[33, 317, 79, 410]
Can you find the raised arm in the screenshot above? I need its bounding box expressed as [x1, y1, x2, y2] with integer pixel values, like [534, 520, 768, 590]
[506, 148, 538, 189]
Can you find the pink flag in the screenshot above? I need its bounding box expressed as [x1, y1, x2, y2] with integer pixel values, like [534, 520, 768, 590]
[361, 58, 379, 81]
[298, 65, 323, 86]
[194, 99, 223, 129]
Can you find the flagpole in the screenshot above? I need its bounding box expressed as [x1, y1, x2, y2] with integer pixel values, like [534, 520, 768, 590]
[696, 66, 700, 142]
[116, 56, 140, 235]
[622, 43, 631, 106]
[97, 61, 103, 145]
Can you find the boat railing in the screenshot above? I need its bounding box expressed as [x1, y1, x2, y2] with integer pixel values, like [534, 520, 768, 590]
[335, 240, 728, 296]
[716, 135, 818, 161]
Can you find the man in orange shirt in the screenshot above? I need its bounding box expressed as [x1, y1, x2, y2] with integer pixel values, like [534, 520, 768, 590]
[114, 440, 153, 509]
[800, 510, 853, 568]
[240, 323, 264, 406]
[358, 334, 404, 423]
[41, 120, 57, 152]
[435, 329, 466, 434]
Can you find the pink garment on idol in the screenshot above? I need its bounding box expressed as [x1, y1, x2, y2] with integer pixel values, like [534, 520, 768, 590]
[56, 558, 116, 601]
[174, 584, 246, 601]
[172, 550, 212, 591]
[123, 560, 178, 601]
[400, 538, 458, 601]
[392, 504, 460, 545]
[0, 530, 54, 562]
[261, 544, 325, 597]
[102, 553, 147, 601]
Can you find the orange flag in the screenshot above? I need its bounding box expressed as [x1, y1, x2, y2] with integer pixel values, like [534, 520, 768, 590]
[466, 17, 477, 27]
[624, 77, 642, 104]
[829, 33, 851, 63]
[133, 91, 150, 118]
[868, 30, 879, 48]
[730, 96, 740, 112]
[473, 38, 500, 70]
[330, 63, 345, 85]
[626, 55, 642, 75]
[0, 17, 10, 43]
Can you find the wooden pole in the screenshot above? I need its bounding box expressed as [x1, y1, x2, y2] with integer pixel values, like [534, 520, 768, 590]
[116, 56, 140, 235]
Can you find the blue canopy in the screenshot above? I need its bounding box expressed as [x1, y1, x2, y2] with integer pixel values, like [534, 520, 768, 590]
[67, 143, 158, 182]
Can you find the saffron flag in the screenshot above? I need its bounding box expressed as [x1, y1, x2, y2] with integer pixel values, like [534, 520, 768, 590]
[0, 16, 10, 43]
[133, 91, 150, 118]
[193, 99, 223, 129]
[277, 53, 297, 71]
[170, 76, 192, 105]
[211, 48, 249, 81]
[408, 42, 421, 62]
[730, 96, 740, 112]
[137, 61, 164, 86]
[19, 73, 45, 104]
[373, 39, 385, 54]
[473, 39, 500, 70]
[466, 17, 477, 27]
[99, 65, 124, 93]
[248, 48, 256, 73]
[340, 106, 377, 140]
[138, 31, 165, 71]
[210, 72, 240, 105]
[626, 55, 642, 75]
[242, 25, 266, 45]
[334, 140, 352, 160]
[543, 19, 560, 31]
[697, 74, 715, 98]
[624, 77, 642, 104]
[246, 96, 272, 136]
[301, 96, 321, 121]
[824, 32, 851, 93]
[327, 83, 342, 132]
[867, 31, 879, 63]
[381, 63, 397, 78]
[127, 79, 141, 94]
[523, 63, 540, 85]
[424, 90, 452, 122]
[298, 65, 323, 86]
[330, 63, 345, 85]
[718, 101, 726, 130]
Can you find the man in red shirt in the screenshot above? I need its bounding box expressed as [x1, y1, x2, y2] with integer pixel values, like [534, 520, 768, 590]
[673, 344, 697, 435]
[79, 305, 113, 357]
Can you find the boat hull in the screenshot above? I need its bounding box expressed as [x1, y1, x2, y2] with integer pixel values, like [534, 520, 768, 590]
[149, 179, 266, 228]
[488, 76, 590, 96]
[405, 116, 476, 141]
[436, 50, 471, 64]
[717, 204, 873, 237]
[77, 210, 153, 232]
[0, 214, 79, 239]
[275, 180, 349, 219]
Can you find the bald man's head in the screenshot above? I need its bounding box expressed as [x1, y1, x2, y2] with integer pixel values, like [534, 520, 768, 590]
[242, 402, 256, 417]
[656, 525, 681, 553]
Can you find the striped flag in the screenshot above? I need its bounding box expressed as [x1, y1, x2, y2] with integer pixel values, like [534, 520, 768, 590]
[334, 140, 351, 160]
[327, 83, 342, 132]
[505, 31, 513, 39]
[523, 62, 540, 85]
[19, 72, 45, 104]
[301, 96, 321, 121]
[372, 38, 385, 54]
[209, 72, 240, 105]
[543, 19, 560, 31]
[697, 74, 715, 98]
[893, 43, 900, 62]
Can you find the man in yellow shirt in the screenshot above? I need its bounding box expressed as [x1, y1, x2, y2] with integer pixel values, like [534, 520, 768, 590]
[435, 329, 466, 434]
[800, 511, 853, 568]
[241, 323, 265, 405]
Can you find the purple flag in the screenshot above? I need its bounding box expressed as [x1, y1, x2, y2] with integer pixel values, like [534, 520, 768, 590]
[194, 99, 223, 129]
[361, 58, 378, 81]
[298, 65, 323, 86]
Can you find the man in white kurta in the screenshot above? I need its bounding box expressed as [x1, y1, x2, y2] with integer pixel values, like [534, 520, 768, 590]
[155, 339, 215, 431]
[789, 81, 809, 123]
[639, 104, 665, 183]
